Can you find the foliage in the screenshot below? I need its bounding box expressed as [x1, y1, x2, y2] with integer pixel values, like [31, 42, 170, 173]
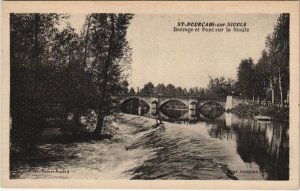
[231, 103, 289, 122]
[10, 13, 134, 147]
[138, 77, 236, 98]
[10, 13, 65, 147]
[207, 76, 236, 97]
[140, 82, 155, 94]
[128, 87, 136, 94]
[236, 14, 289, 105]
[236, 58, 255, 98]
[81, 14, 134, 135]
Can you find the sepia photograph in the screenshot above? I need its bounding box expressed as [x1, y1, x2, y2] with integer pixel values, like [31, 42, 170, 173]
[8, 12, 290, 180]
[1, 1, 299, 189]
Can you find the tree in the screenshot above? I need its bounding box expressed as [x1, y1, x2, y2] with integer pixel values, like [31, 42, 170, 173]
[164, 84, 176, 95]
[175, 87, 184, 95]
[153, 83, 166, 94]
[264, 35, 276, 104]
[82, 14, 134, 136]
[182, 88, 188, 94]
[237, 58, 255, 99]
[140, 82, 155, 94]
[54, 22, 91, 135]
[128, 87, 136, 94]
[263, 14, 289, 105]
[207, 76, 235, 98]
[10, 13, 134, 144]
[10, 13, 64, 147]
[270, 14, 289, 105]
[255, 50, 270, 103]
[234, 14, 289, 106]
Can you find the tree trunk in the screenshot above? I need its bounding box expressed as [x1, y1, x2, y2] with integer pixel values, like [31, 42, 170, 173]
[83, 15, 91, 67]
[264, 79, 267, 105]
[270, 77, 275, 105]
[278, 69, 283, 107]
[95, 14, 115, 136]
[267, 59, 275, 105]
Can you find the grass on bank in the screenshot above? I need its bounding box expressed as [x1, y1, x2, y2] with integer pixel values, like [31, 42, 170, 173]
[231, 102, 289, 122]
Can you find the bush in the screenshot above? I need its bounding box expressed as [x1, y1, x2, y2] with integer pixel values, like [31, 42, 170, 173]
[232, 103, 289, 122]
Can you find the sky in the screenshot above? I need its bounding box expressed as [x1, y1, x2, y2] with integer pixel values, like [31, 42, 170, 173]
[69, 14, 86, 33]
[69, 14, 279, 90]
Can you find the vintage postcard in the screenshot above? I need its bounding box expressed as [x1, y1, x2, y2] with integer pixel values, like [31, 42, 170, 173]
[1, 1, 299, 189]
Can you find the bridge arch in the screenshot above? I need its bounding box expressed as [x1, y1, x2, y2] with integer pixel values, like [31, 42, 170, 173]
[151, 100, 158, 104]
[159, 99, 189, 109]
[198, 101, 225, 110]
[120, 97, 150, 115]
[198, 101, 225, 119]
[120, 96, 150, 106]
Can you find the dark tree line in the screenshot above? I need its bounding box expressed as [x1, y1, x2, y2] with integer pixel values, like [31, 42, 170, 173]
[10, 13, 133, 148]
[236, 14, 289, 106]
[130, 77, 236, 98]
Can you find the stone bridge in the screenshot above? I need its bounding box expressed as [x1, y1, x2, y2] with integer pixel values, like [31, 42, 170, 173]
[118, 94, 232, 116]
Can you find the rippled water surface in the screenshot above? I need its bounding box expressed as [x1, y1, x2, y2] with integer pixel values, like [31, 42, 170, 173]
[10, 113, 289, 180]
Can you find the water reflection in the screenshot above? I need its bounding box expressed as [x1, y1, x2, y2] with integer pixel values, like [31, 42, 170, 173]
[199, 102, 224, 119]
[161, 110, 289, 180]
[160, 109, 188, 120]
[208, 114, 289, 180]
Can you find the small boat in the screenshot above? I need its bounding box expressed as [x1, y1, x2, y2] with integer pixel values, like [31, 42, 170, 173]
[254, 114, 272, 121]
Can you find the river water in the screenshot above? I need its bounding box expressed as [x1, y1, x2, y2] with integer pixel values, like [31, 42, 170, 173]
[128, 112, 289, 180]
[10, 111, 289, 180]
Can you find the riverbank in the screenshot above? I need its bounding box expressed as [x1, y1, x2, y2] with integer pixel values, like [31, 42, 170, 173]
[10, 114, 158, 179]
[231, 102, 289, 122]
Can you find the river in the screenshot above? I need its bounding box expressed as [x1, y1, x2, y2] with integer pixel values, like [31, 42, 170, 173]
[10, 111, 289, 180]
